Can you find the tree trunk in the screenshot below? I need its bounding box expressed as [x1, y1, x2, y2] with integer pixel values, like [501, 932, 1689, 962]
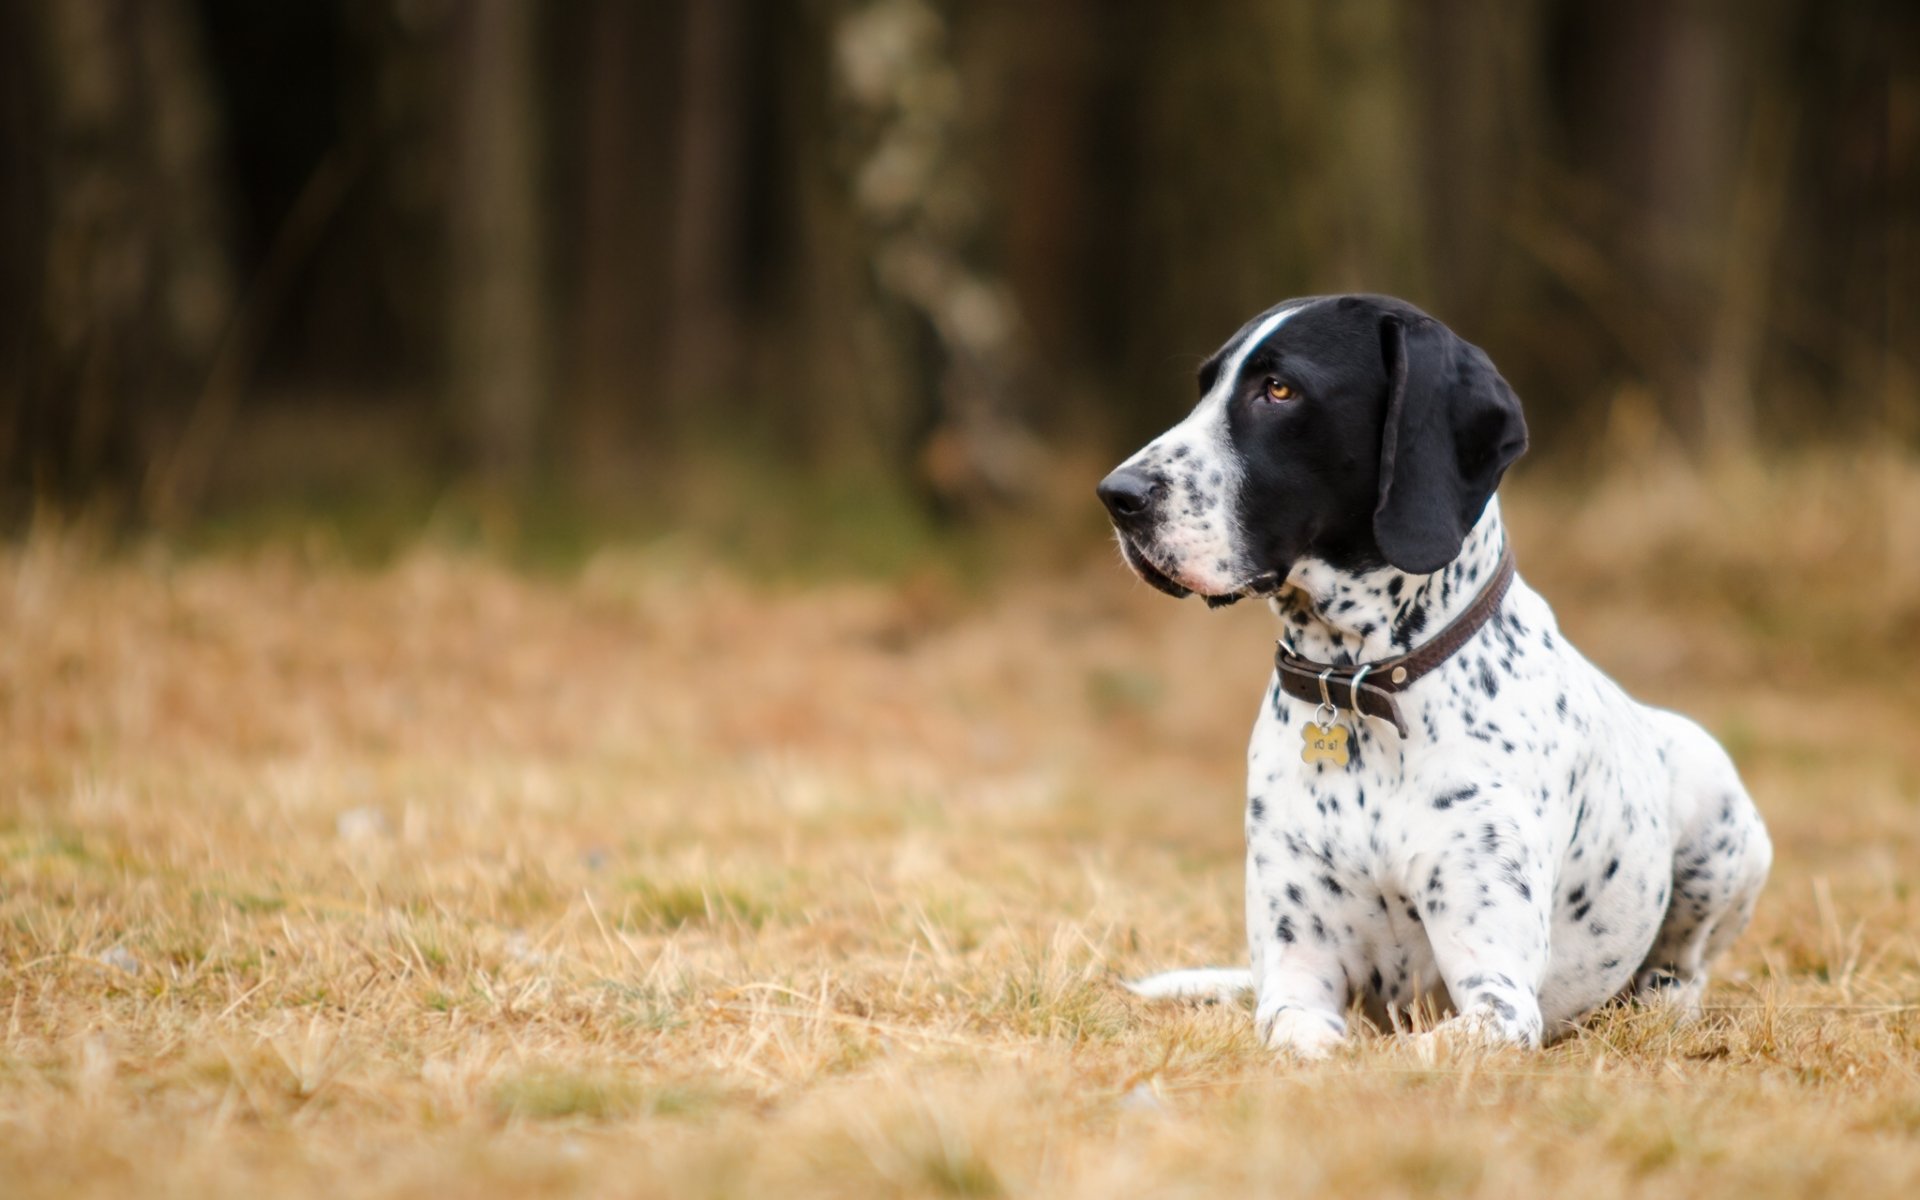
[665, 0, 749, 417]
[446, 0, 550, 483]
[572, 0, 644, 477]
[567, 0, 685, 479]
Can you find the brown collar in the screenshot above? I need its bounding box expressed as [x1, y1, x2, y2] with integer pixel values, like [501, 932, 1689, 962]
[1272, 543, 1517, 738]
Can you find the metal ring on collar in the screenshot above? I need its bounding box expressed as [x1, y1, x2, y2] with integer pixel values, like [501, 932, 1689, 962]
[1314, 668, 1338, 727]
[1348, 664, 1372, 722]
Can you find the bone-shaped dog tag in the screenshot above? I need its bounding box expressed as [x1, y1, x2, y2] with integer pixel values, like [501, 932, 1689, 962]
[1301, 721, 1350, 767]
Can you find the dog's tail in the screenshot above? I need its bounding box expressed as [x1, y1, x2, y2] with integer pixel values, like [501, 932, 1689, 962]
[1123, 967, 1254, 1002]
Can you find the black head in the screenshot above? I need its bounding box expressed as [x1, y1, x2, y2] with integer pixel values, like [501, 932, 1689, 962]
[1095, 294, 1528, 598]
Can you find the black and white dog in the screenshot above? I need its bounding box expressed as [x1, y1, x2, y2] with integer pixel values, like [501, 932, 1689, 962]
[1098, 294, 1770, 1056]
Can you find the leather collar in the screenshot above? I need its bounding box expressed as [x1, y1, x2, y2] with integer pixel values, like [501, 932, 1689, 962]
[1272, 542, 1517, 738]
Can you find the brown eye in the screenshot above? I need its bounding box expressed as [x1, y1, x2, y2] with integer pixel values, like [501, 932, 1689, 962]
[1264, 379, 1294, 402]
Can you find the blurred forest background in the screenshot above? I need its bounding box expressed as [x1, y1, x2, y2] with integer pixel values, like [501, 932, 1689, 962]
[0, 0, 1914, 535]
[12, 8, 1920, 1194]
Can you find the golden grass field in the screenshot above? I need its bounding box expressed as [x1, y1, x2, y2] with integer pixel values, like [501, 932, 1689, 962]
[4, 455, 1920, 1198]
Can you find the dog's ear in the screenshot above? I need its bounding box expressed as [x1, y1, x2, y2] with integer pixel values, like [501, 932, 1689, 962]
[1373, 314, 1528, 574]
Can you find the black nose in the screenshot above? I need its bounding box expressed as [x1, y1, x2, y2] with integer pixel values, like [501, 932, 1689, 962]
[1097, 467, 1161, 523]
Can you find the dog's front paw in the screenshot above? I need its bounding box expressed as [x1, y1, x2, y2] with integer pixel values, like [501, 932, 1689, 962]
[1256, 1004, 1346, 1061]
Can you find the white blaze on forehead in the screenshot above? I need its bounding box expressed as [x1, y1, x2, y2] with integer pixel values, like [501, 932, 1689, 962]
[1121, 304, 1305, 470]
[1204, 304, 1307, 410]
[1114, 303, 1306, 593]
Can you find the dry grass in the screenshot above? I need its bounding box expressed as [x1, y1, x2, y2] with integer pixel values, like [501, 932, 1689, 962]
[3, 453, 1919, 1199]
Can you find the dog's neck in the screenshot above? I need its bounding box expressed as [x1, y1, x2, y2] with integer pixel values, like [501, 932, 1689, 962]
[1268, 499, 1509, 666]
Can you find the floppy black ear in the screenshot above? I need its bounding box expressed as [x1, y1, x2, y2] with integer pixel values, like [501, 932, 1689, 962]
[1373, 315, 1528, 574]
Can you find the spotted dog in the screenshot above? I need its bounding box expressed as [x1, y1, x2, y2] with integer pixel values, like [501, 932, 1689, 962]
[1097, 294, 1770, 1056]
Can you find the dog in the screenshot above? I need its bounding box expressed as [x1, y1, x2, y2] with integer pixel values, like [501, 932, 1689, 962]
[1097, 294, 1770, 1056]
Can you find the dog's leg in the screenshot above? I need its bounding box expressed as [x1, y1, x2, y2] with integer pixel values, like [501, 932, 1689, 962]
[1633, 714, 1773, 1017]
[1252, 969, 1350, 1060]
[1246, 869, 1352, 1059]
[1407, 804, 1554, 1050]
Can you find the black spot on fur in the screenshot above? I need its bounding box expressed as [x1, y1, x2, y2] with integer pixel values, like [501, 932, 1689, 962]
[1393, 602, 1429, 647]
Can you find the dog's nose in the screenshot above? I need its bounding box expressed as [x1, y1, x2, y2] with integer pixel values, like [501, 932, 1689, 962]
[1097, 467, 1161, 523]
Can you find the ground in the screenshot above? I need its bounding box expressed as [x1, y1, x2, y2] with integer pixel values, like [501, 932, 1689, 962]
[3, 456, 1919, 1199]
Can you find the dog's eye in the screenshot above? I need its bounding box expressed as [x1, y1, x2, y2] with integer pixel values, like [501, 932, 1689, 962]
[1263, 378, 1295, 402]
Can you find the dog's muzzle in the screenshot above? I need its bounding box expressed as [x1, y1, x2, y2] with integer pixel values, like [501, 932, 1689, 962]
[1099, 466, 1194, 598]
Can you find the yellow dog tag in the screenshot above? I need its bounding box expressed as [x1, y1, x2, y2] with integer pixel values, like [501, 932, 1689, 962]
[1301, 721, 1350, 767]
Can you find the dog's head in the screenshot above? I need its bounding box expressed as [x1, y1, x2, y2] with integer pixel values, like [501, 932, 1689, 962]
[1096, 294, 1527, 602]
